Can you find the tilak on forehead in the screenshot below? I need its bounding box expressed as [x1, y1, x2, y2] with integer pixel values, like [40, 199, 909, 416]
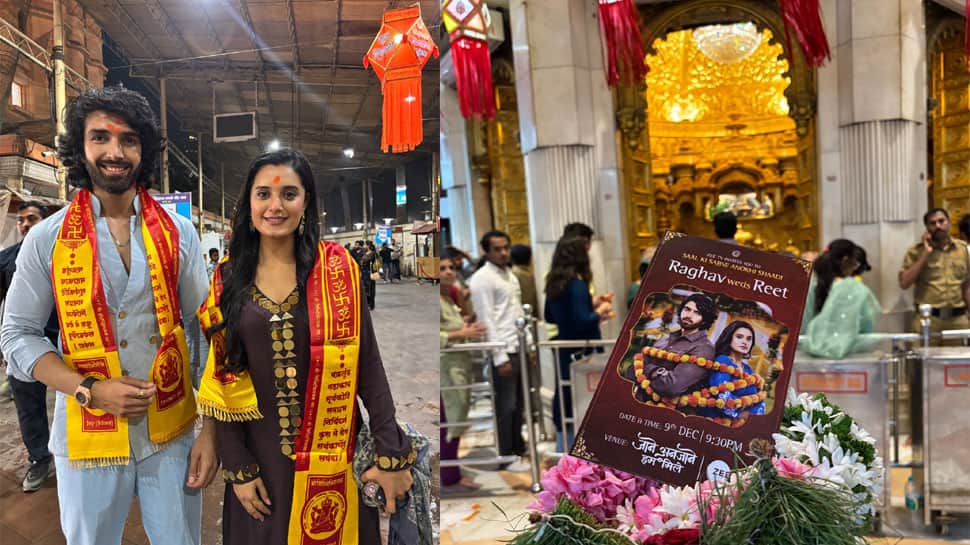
[272, 175, 281, 184]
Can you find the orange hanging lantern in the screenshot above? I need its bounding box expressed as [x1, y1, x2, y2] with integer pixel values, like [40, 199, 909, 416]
[364, 4, 439, 153]
[442, 0, 495, 120]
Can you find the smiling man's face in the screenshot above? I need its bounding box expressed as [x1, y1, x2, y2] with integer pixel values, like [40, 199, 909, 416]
[83, 110, 141, 194]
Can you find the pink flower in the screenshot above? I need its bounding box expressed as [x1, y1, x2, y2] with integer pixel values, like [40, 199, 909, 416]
[772, 456, 815, 480]
[528, 456, 658, 523]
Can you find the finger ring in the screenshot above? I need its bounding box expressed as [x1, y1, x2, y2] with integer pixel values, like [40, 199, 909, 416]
[138, 389, 145, 399]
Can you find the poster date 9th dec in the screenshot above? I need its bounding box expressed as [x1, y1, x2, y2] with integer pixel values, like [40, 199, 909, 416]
[617, 411, 743, 452]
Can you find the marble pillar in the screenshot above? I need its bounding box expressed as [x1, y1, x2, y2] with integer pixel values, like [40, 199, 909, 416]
[510, 0, 629, 338]
[827, 0, 928, 324]
[440, 82, 492, 254]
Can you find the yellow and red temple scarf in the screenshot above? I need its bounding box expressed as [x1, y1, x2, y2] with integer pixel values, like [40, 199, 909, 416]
[198, 241, 362, 545]
[51, 187, 196, 467]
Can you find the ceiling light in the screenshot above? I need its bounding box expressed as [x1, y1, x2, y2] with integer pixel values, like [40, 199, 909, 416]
[343, 147, 355, 158]
[353, 222, 365, 230]
[267, 139, 280, 152]
[693, 22, 761, 64]
[329, 227, 340, 234]
[383, 218, 394, 225]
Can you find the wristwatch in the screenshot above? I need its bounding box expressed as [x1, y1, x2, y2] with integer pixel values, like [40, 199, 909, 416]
[74, 376, 99, 408]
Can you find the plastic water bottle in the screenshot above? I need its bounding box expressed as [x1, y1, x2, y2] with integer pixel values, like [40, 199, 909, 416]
[904, 475, 923, 526]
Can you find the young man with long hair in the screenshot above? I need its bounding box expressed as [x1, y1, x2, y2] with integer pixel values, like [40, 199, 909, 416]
[1, 86, 216, 544]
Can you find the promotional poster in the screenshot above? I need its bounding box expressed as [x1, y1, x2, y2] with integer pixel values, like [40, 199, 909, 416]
[571, 232, 812, 486]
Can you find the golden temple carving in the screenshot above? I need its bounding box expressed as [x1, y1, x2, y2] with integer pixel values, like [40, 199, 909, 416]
[930, 24, 970, 224]
[643, 27, 802, 253]
[646, 28, 791, 128]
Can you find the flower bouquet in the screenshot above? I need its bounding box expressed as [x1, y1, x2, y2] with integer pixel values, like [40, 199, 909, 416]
[509, 392, 883, 545]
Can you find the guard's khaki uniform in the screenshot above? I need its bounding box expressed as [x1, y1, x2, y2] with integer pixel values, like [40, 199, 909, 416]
[901, 239, 970, 344]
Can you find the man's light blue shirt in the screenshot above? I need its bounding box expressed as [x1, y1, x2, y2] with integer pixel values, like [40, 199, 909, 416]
[0, 192, 209, 462]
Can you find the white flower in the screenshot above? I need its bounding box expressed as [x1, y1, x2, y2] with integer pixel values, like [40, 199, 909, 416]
[654, 485, 700, 530]
[850, 421, 876, 445]
[615, 499, 638, 536]
[789, 412, 819, 438]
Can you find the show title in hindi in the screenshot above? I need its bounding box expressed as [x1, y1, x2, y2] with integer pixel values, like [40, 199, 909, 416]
[632, 434, 698, 474]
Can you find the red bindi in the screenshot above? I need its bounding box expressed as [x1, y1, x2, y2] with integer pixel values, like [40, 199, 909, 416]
[272, 175, 281, 184]
[106, 122, 122, 134]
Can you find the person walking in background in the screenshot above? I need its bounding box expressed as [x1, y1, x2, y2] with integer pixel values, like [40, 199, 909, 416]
[801, 239, 882, 358]
[380, 242, 393, 283]
[361, 241, 379, 310]
[391, 238, 403, 281]
[439, 255, 487, 492]
[510, 245, 538, 320]
[468, 230, 531, 471]
[206, 247, 220, 277]
[714, 212, 738, 244]
[0, 201, 59, 492]
[627, 247, 656, 308]
[543, 237, 613, 452]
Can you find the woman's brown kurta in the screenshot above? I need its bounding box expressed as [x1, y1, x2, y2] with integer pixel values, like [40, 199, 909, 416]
[216, 286, 410, 545]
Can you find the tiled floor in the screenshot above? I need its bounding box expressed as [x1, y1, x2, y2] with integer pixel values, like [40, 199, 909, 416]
[0, 281, 439, 544]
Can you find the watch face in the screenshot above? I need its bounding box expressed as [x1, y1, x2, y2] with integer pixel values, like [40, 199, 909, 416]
[75, 391, 88, 406]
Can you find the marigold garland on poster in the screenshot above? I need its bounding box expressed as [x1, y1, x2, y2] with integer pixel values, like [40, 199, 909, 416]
[630, 347, 768, 428]
[364, 4, 439, 153]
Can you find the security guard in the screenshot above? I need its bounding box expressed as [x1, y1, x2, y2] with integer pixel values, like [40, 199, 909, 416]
[899, 207, 970, 343]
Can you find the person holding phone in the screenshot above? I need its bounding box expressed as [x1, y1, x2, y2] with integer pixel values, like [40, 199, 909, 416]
[899, 208, 970, 342]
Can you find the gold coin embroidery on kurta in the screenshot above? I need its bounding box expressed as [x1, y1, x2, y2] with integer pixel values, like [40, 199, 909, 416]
[253, 287, 303, 457]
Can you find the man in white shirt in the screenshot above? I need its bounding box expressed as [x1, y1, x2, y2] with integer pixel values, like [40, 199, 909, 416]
[468, 230, 529, 469]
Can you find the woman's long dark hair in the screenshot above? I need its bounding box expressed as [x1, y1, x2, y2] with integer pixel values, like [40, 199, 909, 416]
[544, 237, 592, 300]
[714, 320, 755, 361]
[216, 148, 321, 373]
[813, 239, 858, 314]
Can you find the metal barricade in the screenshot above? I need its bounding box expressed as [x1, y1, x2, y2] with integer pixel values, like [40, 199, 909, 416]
[920, 346, 970, 532]
[537, 338, 617, 458]
[439, 341, 518, 469]
[792, 351, 894, 519]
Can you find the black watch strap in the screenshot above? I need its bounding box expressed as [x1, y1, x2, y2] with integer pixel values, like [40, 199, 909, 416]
[80, 376, 99, 390]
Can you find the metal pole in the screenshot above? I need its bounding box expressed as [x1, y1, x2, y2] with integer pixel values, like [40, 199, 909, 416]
[361, 179, 368, 238]
[160, 78, 170, 193]
[919, 304, 932, 348]
[50, 0, 67, 200]
[197, 133, 204, 238]
[516, 317, 542, 493]
[431, 151, 439, 257]
[220, 162, 225, 232]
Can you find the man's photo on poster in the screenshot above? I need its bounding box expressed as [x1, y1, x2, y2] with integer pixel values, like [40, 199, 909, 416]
[618, 285, 789, 428]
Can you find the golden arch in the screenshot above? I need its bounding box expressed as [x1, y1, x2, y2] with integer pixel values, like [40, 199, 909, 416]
[617, 0, 819, 277]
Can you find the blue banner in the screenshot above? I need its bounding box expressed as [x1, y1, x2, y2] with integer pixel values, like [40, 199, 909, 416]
[396, 185, 407, 206]
[154, 192, 192, 220]
[375, 226, 392, 246]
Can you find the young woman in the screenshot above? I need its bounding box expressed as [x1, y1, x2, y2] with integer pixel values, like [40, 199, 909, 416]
[197, 149, 413, 544]
[543, 237, 613, 452]
[700, 320, 766, 421]
[439, 255, 487, 491]
[800, 239, 882, 359]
